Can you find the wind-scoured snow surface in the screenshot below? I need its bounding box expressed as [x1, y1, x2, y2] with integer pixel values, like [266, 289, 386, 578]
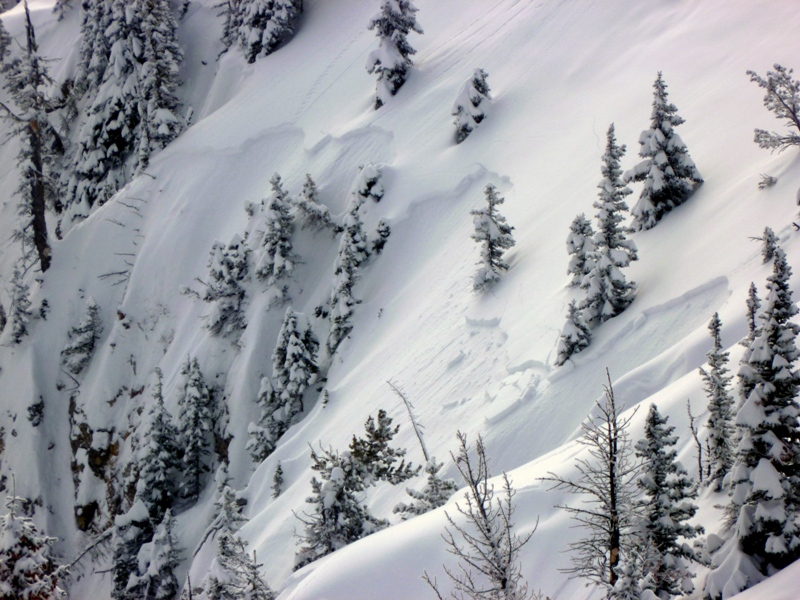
[1, 1, 799, 598]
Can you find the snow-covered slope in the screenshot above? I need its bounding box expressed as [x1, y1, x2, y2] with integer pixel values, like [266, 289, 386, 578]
[1, 1, 800, 599]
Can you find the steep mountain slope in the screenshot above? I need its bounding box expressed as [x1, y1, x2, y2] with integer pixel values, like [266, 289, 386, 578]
[0, 1, 799, 599]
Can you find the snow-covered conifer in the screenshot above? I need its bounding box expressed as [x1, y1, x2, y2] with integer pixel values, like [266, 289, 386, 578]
[255, 174, 295, 306]
[111, 500, 154, 600]
[0, 488, 66, 600]
[747, 64, 800, 151]
[371, 219, 391, 255]
[452, 68, 491, 143]
[292, 174, 339, 233]
[626, 73, 703, 230]
[9, 267, 32, 344]
[177, 357, 217, 502]
[60, 297, 103, 375]
[271, 308, 318, 430]
[566, 213, 595, 286]
[354, 163, 384, 203]
[218, 0, 243, 52]
[246, 377, 276, 463]
[207, 523, 275, 600]
[555, 300, 592, 366]
[635, 404, 702, 598]
[65, 0, 184, 218]
[326, 200, 367, 355]
[136, 369, 181, 519]
[72, 0, 114, 99]
[137, 0, 185, 169]
[393, 458, 457, 519]
[2, 3, 63, 271]
[760, 226, 778, 264]
[294, 447, 388, 570]
[471, 183, 515, 291]
[699, 313, 735, 489]
[581, 124, 638, 325]
[203, 234, 250, 336]
[0, 17, 10, 64]
[705, 246, 800, 598]
[366, 0, 423, 109]
[272, 462, 283, 498]
[238, 0, 302, 63]
[348, 409, 419, 487]
[743, 282, 761, 348]
[125, 509, 181, 600]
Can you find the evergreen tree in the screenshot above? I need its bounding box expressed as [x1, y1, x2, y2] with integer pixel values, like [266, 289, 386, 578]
[294, 447, 388, 570]
[566, 212, 595, 287]
[203, 234, 250, 337]
[218, 0, 243, 52]
[627, 73, 703, 231]
[699, 313, 735, 490]
[705, 246, 800, 598]
[393, 458, 457, 519]
[255, 174, 295, 306]
[137, 0, 185, 169]
[0, 488, 66, 600]
[9, 267, 32, 344]
[760, 226, 778, 264]
[581, 124, 638, 325]
[471, 183, 515, 291]
[366, 0, 423, 109]
[111, 500, 154, 600]
[136, 369, 181, 520]
[72, 0, 114, 99]
[635, 404, 702, 598]
[65, 0, 184, 219]
[207, 528, 275, 600]
[292, 174, 340, 233]
[271, 462, 283, 498]
[0, 16, 11, 64]
[271, 308, 318, 428]
[747, 64, 800, 152]
[326, 200, 366, 355]
[177, 357, 216, 502]
[348, 409, 419, 487]
[1, 2, 64, 272]
[246, 377, 277, 463]
[555, 299, 592, 366]
[125, 509, 181, 600]
[238, 0, 302, 63]
[353, 163, 384, 203]
[60, 297, 103, 375]
[452, 68, 491, 143]
[743, 282, 761, 348]
[371, 219, 391, 255]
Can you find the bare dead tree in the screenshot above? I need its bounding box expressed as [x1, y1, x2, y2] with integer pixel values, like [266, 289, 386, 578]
[541, 370, 639, 594]
[686, 399, 704, 484]
[423, 432, 537, 600]
[388, 379, 430, 462]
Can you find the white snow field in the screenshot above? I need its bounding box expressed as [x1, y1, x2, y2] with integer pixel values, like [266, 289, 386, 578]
[1, 0, 800, 598]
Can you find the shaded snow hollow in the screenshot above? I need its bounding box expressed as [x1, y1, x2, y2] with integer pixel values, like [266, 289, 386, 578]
[0, 1, 799, 599]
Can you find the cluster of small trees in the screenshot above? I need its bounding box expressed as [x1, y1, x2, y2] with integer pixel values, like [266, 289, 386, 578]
[219, 0, 303, 64]
[558, 74, 702, 366]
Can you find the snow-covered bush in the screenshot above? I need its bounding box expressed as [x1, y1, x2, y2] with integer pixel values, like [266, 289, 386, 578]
[61, 297, 103, 375]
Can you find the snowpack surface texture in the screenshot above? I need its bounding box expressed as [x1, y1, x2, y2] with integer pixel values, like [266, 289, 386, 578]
[1, 1, 799, 599]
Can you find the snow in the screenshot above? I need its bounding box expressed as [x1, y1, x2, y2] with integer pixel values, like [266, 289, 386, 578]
[0, 0, 800, 599]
